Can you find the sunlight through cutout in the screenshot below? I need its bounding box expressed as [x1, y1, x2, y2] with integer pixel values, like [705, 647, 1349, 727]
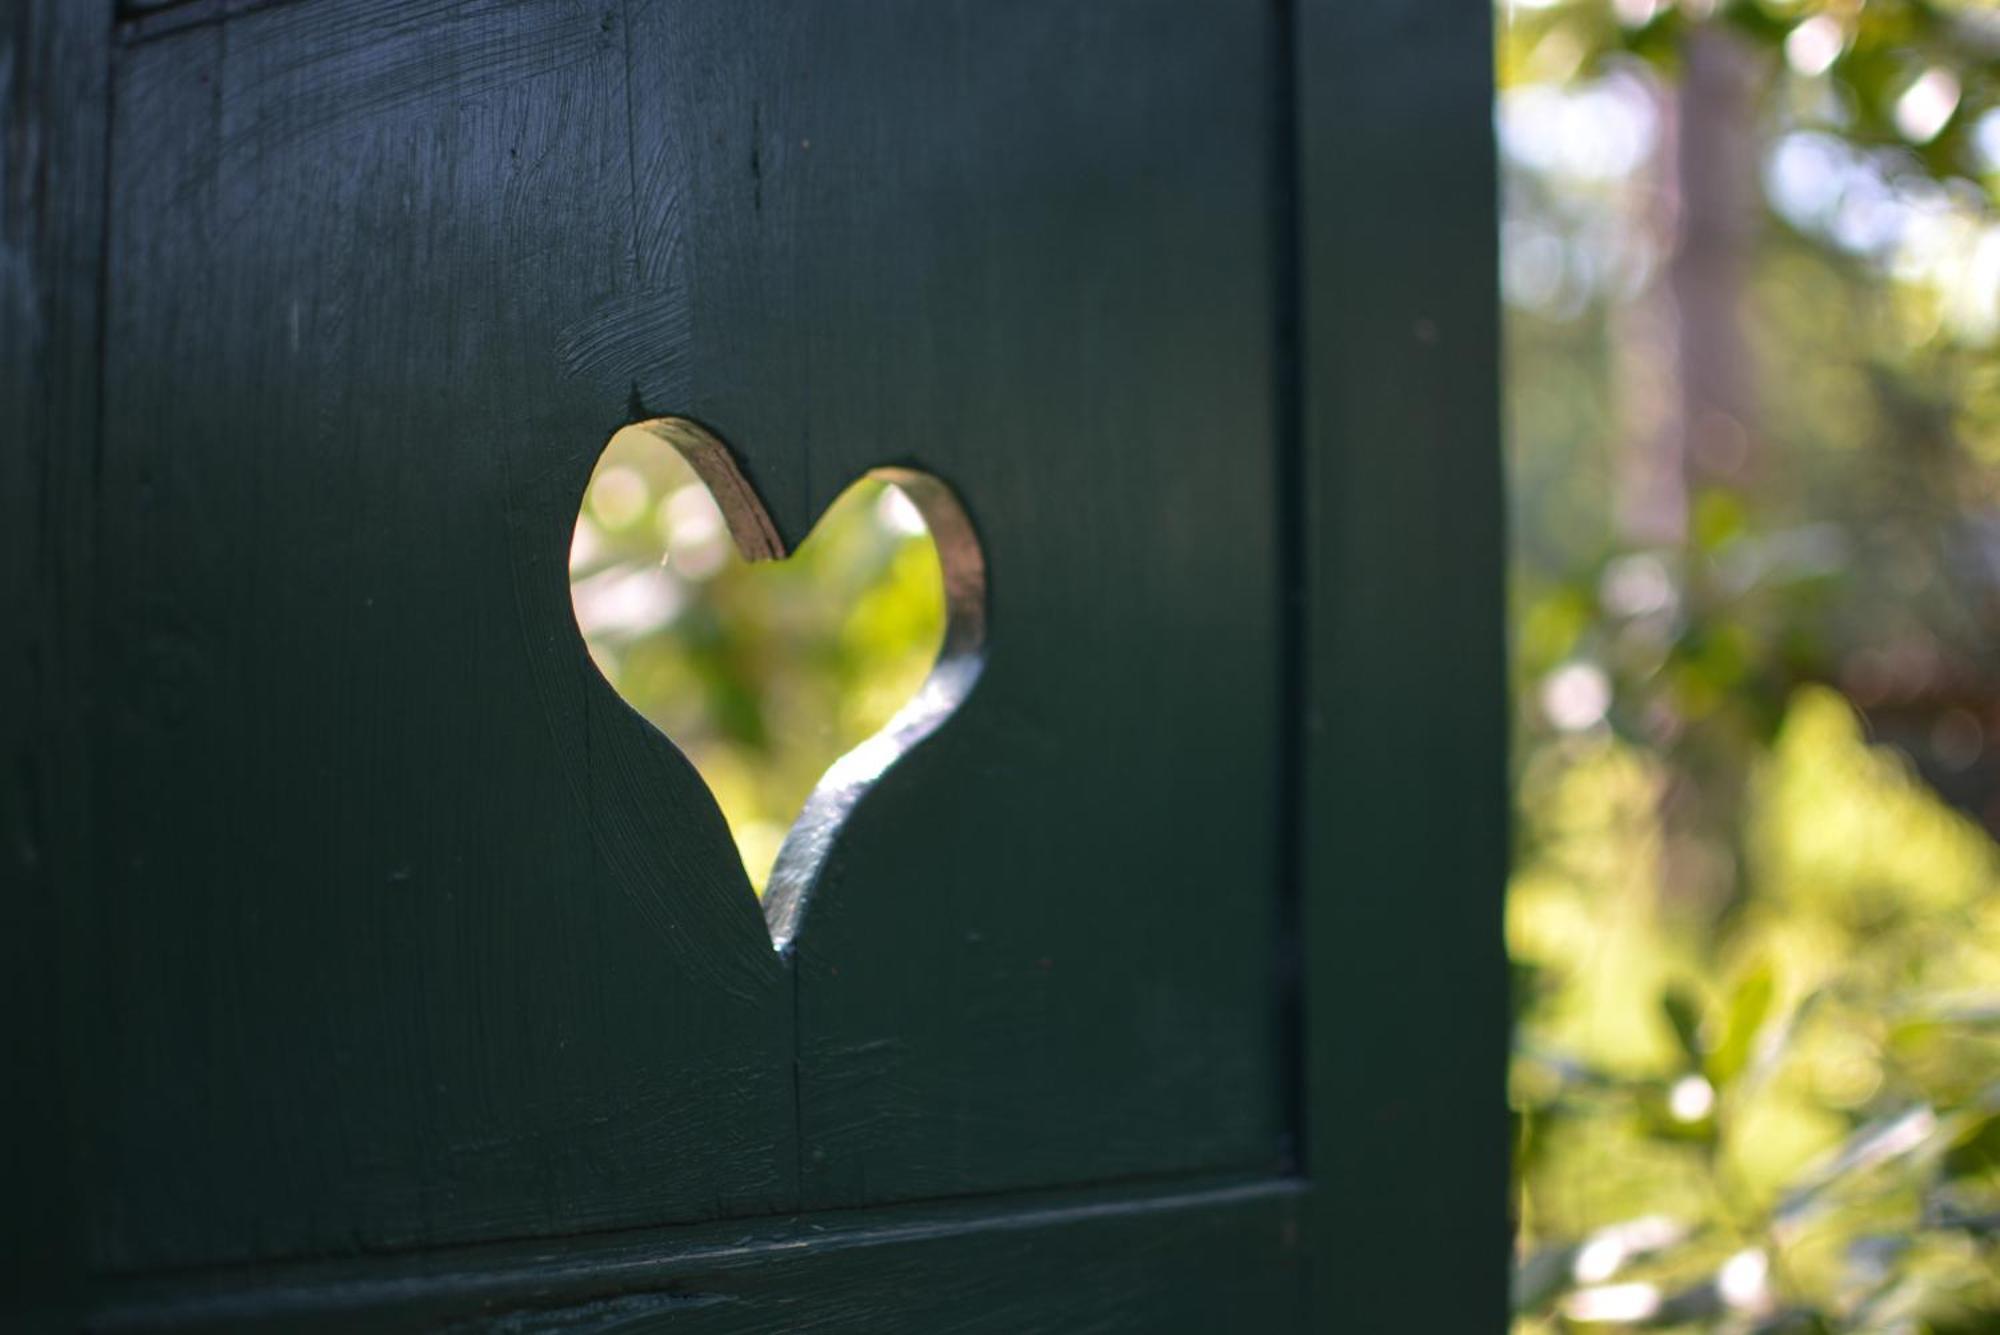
[569, 419, 985, 953]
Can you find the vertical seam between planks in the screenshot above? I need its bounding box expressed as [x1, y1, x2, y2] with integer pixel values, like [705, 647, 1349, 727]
[1270, 0, 1308, 1181]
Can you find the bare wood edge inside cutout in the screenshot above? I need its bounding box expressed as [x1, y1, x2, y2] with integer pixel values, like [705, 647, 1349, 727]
[630, 417, 786, 562]
[610, 419, 989, 956]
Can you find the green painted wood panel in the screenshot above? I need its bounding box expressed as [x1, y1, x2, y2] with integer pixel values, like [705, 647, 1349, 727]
[7, 0, 1509, 1324]
[616, 0, 1291, 1206]
[1297, 0, 1512, 1327]
[85, 0, 1289, 1272]
[93, 3, 794, 1270]
[2, 0, 109, 1322]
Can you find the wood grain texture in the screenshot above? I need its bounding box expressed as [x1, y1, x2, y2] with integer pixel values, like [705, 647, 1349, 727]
[92, 1, 792, 1270]
[89, 1178, 1305, 1333]
[616, 0, 1292, 1209]
[29, 0, 1510, 1323]
[2, 0, 109, 1322]
[86, 0, 1293, 1273]
[1297, 0, 1512, 1327]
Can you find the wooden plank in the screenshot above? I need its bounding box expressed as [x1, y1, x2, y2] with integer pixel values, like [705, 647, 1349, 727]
[85, 0, 1297, 1275]
[1295, 0, 1512, 1328]
[90, 0, 793, 1271]
[618, 0, 1293, 1209]
[90, 1178, 1306, 1332]
[1, 0, 110, 1323]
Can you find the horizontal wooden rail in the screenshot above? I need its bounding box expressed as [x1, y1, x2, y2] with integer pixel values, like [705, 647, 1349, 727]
[92, 1177, 1307, 1332]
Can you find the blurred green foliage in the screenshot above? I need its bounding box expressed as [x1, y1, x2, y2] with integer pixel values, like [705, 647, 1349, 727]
[1514, 691, 2000, 1329]
[569, 428, 943, 891]
[1505, 1, 2000, 1329]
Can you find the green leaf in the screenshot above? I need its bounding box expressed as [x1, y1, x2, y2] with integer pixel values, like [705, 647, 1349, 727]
[1942, 1104, 2000, 1181]
[1707, 962, 1774, 1089]
[1662, 986, 1707, 1071]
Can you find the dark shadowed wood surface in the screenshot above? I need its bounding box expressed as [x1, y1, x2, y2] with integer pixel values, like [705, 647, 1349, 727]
[88, 0, 1285, 1273]
[657, 1, 1293, 1210]
[3, 0, 110, 1323]
[4, 0, 1503, 1328]
[1299, 0, 1513, 1328]
[88, 1178, 1304, 1332]
[96, 6, 795, 1270]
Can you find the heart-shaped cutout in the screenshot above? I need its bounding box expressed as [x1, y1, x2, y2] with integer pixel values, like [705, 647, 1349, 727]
[568, 418, 985, 953]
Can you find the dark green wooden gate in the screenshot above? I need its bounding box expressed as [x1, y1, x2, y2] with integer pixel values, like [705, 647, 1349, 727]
[4, 0, 1505, 1328]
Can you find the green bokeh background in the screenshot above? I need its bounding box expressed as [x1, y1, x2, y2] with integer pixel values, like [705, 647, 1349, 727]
[1505, 2, 2000, 1329]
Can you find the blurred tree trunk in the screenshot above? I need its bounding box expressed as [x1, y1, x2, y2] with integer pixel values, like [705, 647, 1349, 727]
[1672, 26, 1763, 496]
[1618, 24, 1765, 915]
